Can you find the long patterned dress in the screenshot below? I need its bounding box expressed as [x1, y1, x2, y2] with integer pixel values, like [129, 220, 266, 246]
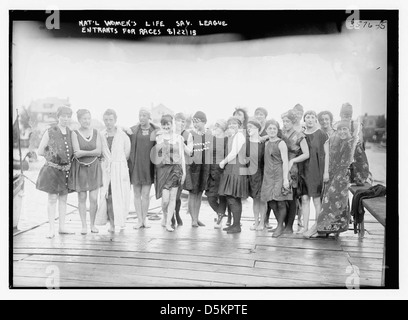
[317, 134, 358, 234]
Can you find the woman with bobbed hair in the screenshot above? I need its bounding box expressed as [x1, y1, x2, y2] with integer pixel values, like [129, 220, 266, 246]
[153, 114, 186, 232]
[281, 109, 309, 234]
[304, 120, 359, 238]
[95, 109, 131, 233]
[36, 106, 75, 238]
[218, 116, 248, 234]
[318, 110, 335, 137]
[246, 118, 266, 231]
[233, 107, 249, 130]
[297, 110, 329, 234]
[69, 109, 103, 235]
[260, 119, 291, 238]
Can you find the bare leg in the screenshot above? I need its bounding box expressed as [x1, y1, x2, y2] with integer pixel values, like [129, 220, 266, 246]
[303, 197, 322, 238]
[47, 194, 58, 238]
[251, 198, 260, 230]
[256, 200, 267, 230]
[297, 197, 303, 231]
[133, 184, 143, 229]
[141, 184, 152, 227]
[300, 195, 311, 232]
[165, 188, 178, 231]
[107, 188, 115, 233]
[284, 198, 297, 234]
[89, 189, 99, 233]
[195, 191, 205, 226]
[313, 197, 322, 222]
[161, 189, 170, 227]
[173, 186, 183, 226]
[303, 223, 318, 238]
[78, 191, 88, 234]
[272, 201, 287, 238]
[188, 193, 197, 226]
[58, 194, 73, 234]
[264, 206, 271, 228]
[189, 193, 198, 227]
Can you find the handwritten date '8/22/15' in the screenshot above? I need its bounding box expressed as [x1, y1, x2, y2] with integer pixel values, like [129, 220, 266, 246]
[349, 20, 386, 30]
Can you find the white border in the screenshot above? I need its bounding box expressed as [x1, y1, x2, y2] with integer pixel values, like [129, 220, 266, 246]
[1, 0, 406, 300]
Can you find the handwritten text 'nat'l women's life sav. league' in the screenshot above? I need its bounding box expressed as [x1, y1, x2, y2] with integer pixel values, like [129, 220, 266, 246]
[79, 19, 229, 36]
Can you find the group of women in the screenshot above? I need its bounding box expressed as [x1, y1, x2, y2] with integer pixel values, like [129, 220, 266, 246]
[36, 102, 369, 239]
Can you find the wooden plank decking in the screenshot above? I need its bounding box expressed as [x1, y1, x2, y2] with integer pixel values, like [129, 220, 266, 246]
[12, 203, 385, 288]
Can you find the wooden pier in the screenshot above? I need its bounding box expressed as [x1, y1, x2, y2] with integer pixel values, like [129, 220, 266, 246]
[12, 204, 385, 288]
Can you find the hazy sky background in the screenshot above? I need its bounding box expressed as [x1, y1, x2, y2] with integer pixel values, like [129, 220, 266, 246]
[12, 20, 387, 127]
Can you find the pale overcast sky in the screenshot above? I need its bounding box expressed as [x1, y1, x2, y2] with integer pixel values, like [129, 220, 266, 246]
[12, 20, 387, 127]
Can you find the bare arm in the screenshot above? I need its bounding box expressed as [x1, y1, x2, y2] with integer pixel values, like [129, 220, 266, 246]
[73, 131, 102, 158]
[124, 133, 131, 160]
[72, 131, 81, 156]
[291, 138, 309, 164]
[184, 132, 194, 156]
[180, 136, 186, 183]
[220, 132, 245, 167]
[279, 141, 290, 188]
[323, 139, 330, 182]
[37, 130, 49, 157]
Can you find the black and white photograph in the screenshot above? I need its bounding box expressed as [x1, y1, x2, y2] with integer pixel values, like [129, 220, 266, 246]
[4, 1, 404, 299]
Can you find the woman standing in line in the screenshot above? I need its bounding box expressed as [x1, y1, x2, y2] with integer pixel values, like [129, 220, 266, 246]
[281, 110, 309, 234]
[254, 107, 269, 139]
[292, 104, 305, 133]
[253, 107, 274, 229]
[96, 109, 131, 233]
[36, 106, 75, 238]
[206, 119, 228, 229]
[260, 119, 291, 238]
[171, 112, 193, 228]
[297, 111, 329, 234]
[69, 109, 103, 235]
[337, 103, 370, 186]
[304, 120, 359, 238]
[233, 107, 249, 131]
[292, 103, 305, 231]
[128, 108, 160, 229]
[218, 116, 248, 234]
[246, 118, 266, 231]
[223, 107, 249, 227]
[318, 110, 336, 137]
[153, 114, 186, 232]
[186, 111, 211, 228]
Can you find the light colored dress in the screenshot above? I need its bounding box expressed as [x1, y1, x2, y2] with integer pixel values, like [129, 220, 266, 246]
[95, 128, 131, 228]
